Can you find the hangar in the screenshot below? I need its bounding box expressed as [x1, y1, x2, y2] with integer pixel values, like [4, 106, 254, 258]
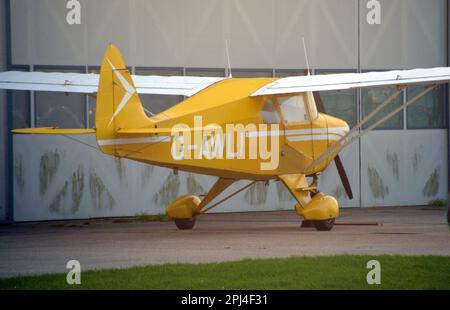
[0, 0, 449, 222]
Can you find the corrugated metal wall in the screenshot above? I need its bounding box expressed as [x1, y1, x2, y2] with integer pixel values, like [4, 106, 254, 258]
[5, 0, 450, 221]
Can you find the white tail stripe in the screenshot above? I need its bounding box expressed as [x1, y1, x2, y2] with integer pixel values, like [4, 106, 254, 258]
[108, 91, 133, 127]
[107, 59, 135, 94]
[247, 130, 283, 138]
[97, 126, 347, 146]
[107, 59, 136, 127]
[98, 134, 340, 146]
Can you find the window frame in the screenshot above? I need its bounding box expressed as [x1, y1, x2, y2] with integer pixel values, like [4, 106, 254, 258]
[274, 69, 308, 77]
[273, 93, 312, 125]
[185, 67, 226, 77]
[10, 65, 31, 129]
[260, 97, 283, 125]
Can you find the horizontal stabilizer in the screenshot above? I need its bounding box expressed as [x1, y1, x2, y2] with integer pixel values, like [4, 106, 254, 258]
[12, 128, 95, 135]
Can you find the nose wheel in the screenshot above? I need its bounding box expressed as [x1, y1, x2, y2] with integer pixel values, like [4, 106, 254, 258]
[174, 217, 197, 230]
[312, 218, 335, 231]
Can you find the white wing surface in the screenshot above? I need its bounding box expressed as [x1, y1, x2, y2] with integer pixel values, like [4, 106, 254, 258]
[251, 67, 450, 96]
[0, 71, 225, 97]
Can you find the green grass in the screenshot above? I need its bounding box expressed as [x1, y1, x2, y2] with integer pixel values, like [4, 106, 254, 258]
[428, 199, 448, 207]
[1, 255, 449, 290]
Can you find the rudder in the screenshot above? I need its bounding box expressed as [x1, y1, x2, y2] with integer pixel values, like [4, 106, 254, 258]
[95, 44, 152, 152]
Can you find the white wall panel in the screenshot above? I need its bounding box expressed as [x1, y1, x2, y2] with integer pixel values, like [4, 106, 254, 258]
[183, 0, 225, 68]
[361, 130, 448, 207]
[10, 0, 447, 69]
[85, 0, 132, 66]
[13, 135, 296, 221]
[134, 0, 184, 67]
[10, 0, 31, 65]
[360, 0, 447, 69]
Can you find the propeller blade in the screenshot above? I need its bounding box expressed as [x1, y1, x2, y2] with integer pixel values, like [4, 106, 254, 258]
[313, 92, 353, 200]
[334, 154, 353, 200]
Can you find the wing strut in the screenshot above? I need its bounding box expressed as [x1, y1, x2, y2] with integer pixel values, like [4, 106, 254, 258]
[306, 84, 438, 173]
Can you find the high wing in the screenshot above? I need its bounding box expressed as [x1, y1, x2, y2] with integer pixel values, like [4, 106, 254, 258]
[0, 71, 225, 97]
[251, 67, 450, 175]
[251, 67, 450, 96]
[252, 67, 450, 174]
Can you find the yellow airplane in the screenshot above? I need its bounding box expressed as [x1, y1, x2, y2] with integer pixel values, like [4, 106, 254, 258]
[1, 44, 450, 230]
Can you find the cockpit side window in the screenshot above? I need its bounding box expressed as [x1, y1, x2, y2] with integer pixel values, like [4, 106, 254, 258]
[278, 94, 309, 123]
[261, 98, 281, 124]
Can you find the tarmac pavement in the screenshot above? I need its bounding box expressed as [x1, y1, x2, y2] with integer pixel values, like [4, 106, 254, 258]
[0, 206, 449, 278]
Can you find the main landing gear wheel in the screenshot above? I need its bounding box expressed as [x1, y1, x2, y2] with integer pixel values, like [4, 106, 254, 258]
[312, 218, 335, 231]
[174, 217, 197, 230]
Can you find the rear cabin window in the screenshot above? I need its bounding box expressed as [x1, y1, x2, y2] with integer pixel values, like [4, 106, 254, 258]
[261, 99, 281, 124]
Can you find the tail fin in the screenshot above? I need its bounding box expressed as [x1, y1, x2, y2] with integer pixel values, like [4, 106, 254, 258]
[95, 44, 153, 151]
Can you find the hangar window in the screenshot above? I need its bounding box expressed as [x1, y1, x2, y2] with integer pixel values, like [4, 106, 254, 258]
[278, 94, 309, 123]
[185, 68, 225, 77]
[362, 86, 403, 130]
[232, 69, 273, 78]
[34, 66, 86, 129]
[11, 66, 31, 129]
[275, 69, 308, 77]
[135, 67, 184, 116]
[406, 85, 446, 129]
[12, 90, 30, 129]
[316, 70, 357, 128]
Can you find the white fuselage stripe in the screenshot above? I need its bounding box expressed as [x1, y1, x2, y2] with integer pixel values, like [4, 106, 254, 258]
[286, 134, 342, 142]
[98, 136, 170, 146]
[246, 126, 349, 138]
[97, 127, 348, 146]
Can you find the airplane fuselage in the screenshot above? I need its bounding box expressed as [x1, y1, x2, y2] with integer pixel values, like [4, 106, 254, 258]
[98, 78, 349, 180]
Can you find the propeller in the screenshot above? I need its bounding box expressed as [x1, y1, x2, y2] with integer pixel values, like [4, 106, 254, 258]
[313, 92, 353, 200]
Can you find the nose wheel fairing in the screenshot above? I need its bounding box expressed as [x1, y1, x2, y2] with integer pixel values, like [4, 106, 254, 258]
[278, 173, 339, 230]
